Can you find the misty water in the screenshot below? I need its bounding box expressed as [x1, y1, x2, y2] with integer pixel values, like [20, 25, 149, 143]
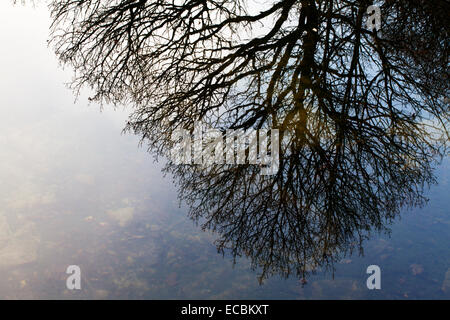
[0, 4, 449, 299]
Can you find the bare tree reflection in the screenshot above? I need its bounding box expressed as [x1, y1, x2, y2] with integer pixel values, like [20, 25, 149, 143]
[39, 0, 450, 281]
[165, 119, 444, 282]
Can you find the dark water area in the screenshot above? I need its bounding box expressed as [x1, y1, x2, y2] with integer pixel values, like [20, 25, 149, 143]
[0, 3, 449, 300]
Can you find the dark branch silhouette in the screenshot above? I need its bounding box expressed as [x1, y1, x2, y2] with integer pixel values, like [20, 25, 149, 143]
[41, 0, 449, 281]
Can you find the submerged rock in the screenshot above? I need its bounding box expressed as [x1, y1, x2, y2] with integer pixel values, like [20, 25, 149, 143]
[410, 264, 424, 276]
[0, 213, 39, 268]
[0, 214, 13, 248]
[442, 268, 450, 293]
[107, 207, 134, 227]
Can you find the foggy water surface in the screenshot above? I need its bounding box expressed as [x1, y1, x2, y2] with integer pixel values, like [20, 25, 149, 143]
[0, 3, 449, 300]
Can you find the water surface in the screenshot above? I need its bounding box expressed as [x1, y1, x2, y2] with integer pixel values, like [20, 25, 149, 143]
[0, 3, 449, 300]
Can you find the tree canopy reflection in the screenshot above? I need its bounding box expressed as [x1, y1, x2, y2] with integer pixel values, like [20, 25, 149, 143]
[40, 0, 450, 281]
[165, 118, 443, 281]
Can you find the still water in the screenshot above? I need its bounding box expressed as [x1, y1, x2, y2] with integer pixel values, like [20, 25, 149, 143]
[0, 4, 449, 300]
